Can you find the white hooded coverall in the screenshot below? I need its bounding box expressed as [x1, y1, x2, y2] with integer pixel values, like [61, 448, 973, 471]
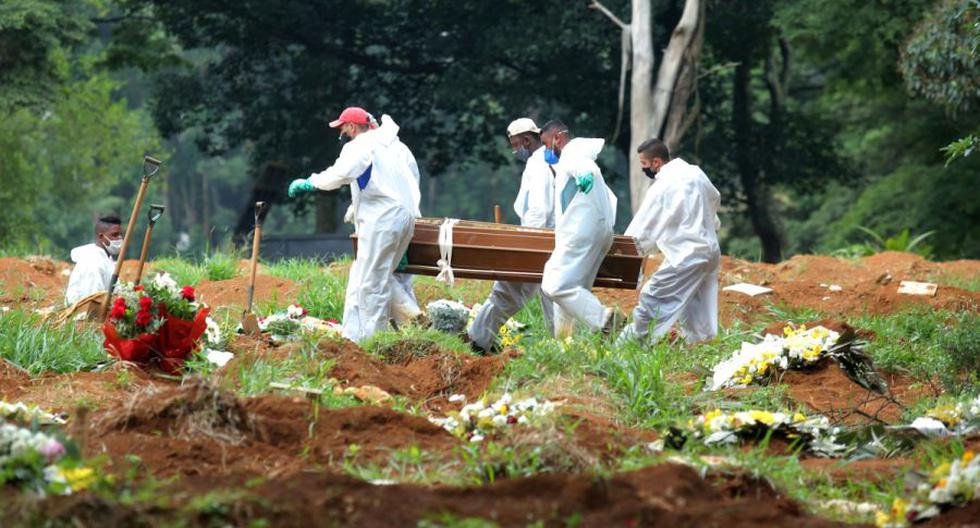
[65, 243, 114, 306]
[384, 116, 423, 324]
[619, 157, 721, 343]
[468, 146, 556, 350]
[541, 138, 618, 337]
[310, 115, 421, 343]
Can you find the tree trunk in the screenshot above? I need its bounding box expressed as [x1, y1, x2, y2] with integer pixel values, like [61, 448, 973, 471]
[591, 0, 705, 211]
[733, 59, 782, 263]
[627, 0, 654, 213]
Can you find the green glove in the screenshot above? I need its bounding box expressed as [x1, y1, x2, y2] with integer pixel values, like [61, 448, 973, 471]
[396, 252, 409, 272]
[575, 172, 594, 194]
[288, 178, 315, 197]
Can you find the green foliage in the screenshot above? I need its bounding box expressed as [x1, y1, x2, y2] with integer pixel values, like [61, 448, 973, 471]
[0, 70, 163, 251]
[264, 258, 348, 321]
[833, 226, 935, 259]
[821, 161, 980, 259]
[203, 252, 240, 281]
[942, 133, 978, 164]
[0, 0, 92, 112]
[0, 310, 105, 374]
[900, 0, 980, 114]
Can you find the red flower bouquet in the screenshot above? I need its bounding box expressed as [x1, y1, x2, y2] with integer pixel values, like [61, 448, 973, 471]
[102, 273, 209, 374]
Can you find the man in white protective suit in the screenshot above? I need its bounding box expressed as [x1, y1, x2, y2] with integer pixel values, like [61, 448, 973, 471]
[381, 115, 424, 326]
[288, 106, 421, 343]
[65, 215, 124, 306]
[618, 138, 721, 344]
[467, 117, 556, 354]
[538, 120, 620, 338]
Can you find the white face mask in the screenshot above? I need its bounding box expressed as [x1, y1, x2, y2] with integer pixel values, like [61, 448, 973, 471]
[104, 237, 123, 256]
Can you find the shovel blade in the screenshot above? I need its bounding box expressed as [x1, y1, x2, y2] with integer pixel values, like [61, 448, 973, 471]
[242, 312, 260, 336]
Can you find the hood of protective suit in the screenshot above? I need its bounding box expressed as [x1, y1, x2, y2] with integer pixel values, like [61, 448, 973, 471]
[558, 137, 605, 163]
[374, 114, 401, 147]
[552, 137, 617, 231]
[70, 243, 110, 263]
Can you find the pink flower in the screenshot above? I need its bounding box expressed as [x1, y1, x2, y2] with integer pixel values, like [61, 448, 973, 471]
[39, 439, 65, 463]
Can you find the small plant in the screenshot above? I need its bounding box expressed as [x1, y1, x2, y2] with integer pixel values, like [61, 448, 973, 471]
[834, 226, 935, 259]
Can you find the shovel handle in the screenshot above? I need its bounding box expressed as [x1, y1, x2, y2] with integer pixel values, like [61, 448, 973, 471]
[101, 174, 153, 319]
[245, 202, 266, 313]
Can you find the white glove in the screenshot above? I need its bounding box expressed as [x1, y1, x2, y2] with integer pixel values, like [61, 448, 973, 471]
[344, 205, 355, 224]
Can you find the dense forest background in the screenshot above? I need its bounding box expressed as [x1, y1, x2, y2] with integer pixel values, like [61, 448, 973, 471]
[1, 0, 977, 262]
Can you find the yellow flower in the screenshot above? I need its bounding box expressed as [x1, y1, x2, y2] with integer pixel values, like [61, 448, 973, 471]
[498, 404, 508, 415]
[931, 462, 951, 479]
[783, 326, 794, 336]
[704, 409, 723, 422]
[963, 451, 975, 463]
[890, 497, 907, 520]
[874, 510, 892, 528]
[60, 466, 97, 491]
[793, 412, 807, 422]
[935, 478, 947, 489]
[748, 410, 775, 425]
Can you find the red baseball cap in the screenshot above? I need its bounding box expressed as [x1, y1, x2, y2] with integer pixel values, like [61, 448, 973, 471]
[329, 107, 371, 128]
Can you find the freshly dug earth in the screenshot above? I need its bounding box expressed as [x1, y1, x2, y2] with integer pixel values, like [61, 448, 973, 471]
[780, 358, 931, 424]
[195, 275, 300, 309]
[316, 339, 511, 411]
[34, 463, 848, 528]
[919, 500, 980, 527]
[0, 360, 168, 414]
[597, 252, 979, 326]
[87, 380, 458, 478]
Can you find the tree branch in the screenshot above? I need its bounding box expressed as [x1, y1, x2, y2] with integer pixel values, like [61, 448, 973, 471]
[589, 0, 628, 29]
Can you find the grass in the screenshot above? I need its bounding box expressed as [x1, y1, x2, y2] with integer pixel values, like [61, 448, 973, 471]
[0, 310, 105, 374]
[153, 250, 243, 286]
[2, 250, 979, 526]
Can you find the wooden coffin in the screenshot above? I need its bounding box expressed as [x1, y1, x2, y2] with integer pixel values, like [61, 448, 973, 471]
[351, 218, 643, 289]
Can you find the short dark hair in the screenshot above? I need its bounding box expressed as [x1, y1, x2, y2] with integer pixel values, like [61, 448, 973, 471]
[95, 215, 122, 236]
[540, 119, 569, 135]
[637, 138, 670, 161]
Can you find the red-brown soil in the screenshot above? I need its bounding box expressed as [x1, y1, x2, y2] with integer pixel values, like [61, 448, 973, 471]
[314, 339, 511, 411]
[801, 458, 912, 484]
[86, 380, 458, 478]
[780, 358, 934, 424]
[919, 500, 980, 527]
[597, 252, 979, 326]
[0, 359, 170, 414]
[33, 463, 850, 528]
[195, 275, 300, 309]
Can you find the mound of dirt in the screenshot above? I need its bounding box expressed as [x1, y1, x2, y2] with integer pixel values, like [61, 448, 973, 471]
[920, 500, 980, 527]
[223, 463, 839, 527]
[801, 458, 912, 484]
[0, 256, 70, 308]
[88, 380, 457, 478]
[318, 339, 511, 410]
[0, 361, 166, 415]
[195, 275, 300, 309]
[781, 358, 933, 424]
[597, 251, 979, 326]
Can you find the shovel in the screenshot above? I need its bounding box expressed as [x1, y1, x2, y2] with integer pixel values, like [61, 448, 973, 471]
[241, 201, 268, 336]
[100, 156, 162, 320]
[134, 204, 165, 285]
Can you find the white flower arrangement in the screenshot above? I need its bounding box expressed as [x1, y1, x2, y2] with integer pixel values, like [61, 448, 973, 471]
[427, 299, 471, 334]
[681, 408, 847, 457]
[708, 325, 840, 391]
[237, 304, 342, 342]
[908, 396, 980, 438]
[0, 401, 66, 425]
[875, 450, 979, 527]
[428, 393, 557, 443]
[0, 422, 95, 494]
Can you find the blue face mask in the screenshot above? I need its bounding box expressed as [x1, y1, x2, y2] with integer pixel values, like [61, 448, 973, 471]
[544, 147, 560, 165]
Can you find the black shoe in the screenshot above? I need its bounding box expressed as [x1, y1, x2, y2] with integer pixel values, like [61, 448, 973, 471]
[470, 340, 501, 356]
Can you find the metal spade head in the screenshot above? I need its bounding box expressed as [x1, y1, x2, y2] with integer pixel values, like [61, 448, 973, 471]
[143, 155, 162, 179]
[147, 204, 165, 224]
[254, 201, 268, 225]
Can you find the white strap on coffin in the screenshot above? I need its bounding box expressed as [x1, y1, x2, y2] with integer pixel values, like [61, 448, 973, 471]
[436, 218, 460, 286]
